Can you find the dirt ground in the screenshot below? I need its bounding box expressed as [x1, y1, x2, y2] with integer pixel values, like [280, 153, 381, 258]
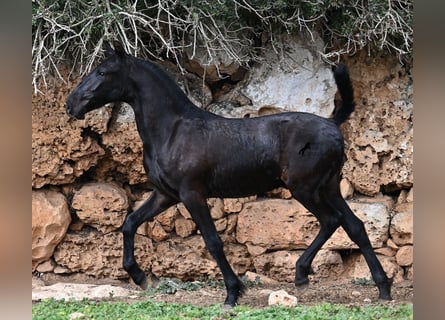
[32, 273, 413, 309]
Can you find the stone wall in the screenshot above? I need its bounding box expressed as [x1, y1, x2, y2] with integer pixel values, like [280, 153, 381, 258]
[32, 34, 413, 285]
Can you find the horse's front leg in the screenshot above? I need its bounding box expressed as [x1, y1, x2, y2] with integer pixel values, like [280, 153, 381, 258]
[122, 190, 177, 289]
[180, 189, 245, 307]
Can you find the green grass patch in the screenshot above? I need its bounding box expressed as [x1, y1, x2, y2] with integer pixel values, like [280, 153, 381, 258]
[33, 299, 413, 320]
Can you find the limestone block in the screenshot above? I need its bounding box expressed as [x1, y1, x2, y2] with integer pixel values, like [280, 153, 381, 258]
[54, 230, 153, 279]
[32, 190, 71, 269]
[236, 199, 319, 251]
[72, 182, 128, 233]
[395, 245, 413, 267]
[345, 253, 403, 283]
[390, 203, 413, 245]
[242, 34, 336, 118]
[324, 200, 390, 250]
[175, 216, 196, 238]
[253, 251, 303, 282]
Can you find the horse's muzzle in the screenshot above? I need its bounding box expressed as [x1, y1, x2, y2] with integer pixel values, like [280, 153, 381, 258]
[65, 102, 85, 120]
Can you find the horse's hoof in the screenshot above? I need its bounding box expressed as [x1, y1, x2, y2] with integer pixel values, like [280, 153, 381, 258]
[295, 277, 309, 287]
[222, 304, 236, 316]
[378, 294, 393, 301]
[139, 277, 149, 290]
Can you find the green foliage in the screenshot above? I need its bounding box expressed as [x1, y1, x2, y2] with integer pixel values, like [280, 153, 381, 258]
[352, 277, 376, 286]
[32, 0, 412, 90]
[141, 276, 225, 296]
[33, 299, 413, 320]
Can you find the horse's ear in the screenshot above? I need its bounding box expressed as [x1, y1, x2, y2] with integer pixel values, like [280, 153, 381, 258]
[112, 41, 127, 58]
[104, 42, 114, 58]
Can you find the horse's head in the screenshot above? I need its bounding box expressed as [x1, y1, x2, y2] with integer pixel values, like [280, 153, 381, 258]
[66, 42, 128, 119]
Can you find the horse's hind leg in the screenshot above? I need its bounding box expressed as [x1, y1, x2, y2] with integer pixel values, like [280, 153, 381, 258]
[290, 188, 341, 286]
[331, 195, 393, 300]
[122, 190, 177, 289]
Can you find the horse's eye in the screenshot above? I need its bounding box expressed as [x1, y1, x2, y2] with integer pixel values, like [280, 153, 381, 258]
[99, 71, 105, 76]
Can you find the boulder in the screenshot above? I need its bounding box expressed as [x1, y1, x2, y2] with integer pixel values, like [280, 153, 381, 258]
[324, 200, 391, 250]
[341, 53, 413, 195]
[242, 33, 336, 117]
[175, 216, 197, 238]
[395, 245, 413, 267]
[100, 104, 146, 184]
[268, 290, 298, 307]
[54, 230, 153, 279]
[344, 252, 404, 283]
[253, 250, 302, 282]
[72, 182, 129, 233]
[236, 198, 390, 252]
[236, 199, 318, 251]
[150, 236, 218, 280]
[390, 203, 413, 245]
[32, 190, 71, 270]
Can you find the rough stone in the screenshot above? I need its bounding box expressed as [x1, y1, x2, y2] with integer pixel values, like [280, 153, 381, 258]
[340, 178, 354, 199]
[224, 214, 238, 235]
[182, 47, 247, 83]
[390, 204, 413, 246]
[222, 237, 253, 276]
[175, 216, 197, 238]
[100, 104, 146, 185]
[223, 197, 256, 213]
[237, 198, 390, 252]
[268, 290, 298, 307]
[160, 60, 213, 108]
[155, 207, 178, 232]
[208, 198, 225, 219]
[345, 252, 404, 283]
[177, 203, 192, 219]
[244, 271, 278, 285]
[324, 200, 391, 249]
[148, 221, 170, 242]
[395, 245, 413, 267]
[253, 251, 302, 282]
[72, 183, 129, 233]
[236, 199, 319, 250]
[214, 217, 228, 233]
[246, 243, 267, 257]
[312, 250, 344, 278]
[150, 236, 218, 280]
[341, 52, 413, 196]
[32, 283, 138, 301]
[35, 259, 56, 273]
[54, 230, 153, 279]
[374, 247, 396, 257]
[32, 190, 71, 270]
[242, 33, 336, 118]
[32, 78, 108, 188]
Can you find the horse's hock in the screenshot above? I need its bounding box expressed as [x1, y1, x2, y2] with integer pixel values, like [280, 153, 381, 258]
[32, 36, 412, 285]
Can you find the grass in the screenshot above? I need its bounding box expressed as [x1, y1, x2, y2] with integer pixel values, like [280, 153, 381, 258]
[33, 277, 412, 319]
[33, 298, 413, 320]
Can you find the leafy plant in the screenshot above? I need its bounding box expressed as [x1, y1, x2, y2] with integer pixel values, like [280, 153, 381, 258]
[32, 299, 413, 320]
[352, 277, 376, 286]
[32, 0, 413, 92]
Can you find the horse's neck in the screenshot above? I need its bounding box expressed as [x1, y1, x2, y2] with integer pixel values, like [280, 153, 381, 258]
[126, 62, 201, 149]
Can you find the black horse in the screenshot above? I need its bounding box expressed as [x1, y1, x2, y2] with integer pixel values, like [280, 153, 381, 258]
[66, 42, 392, 307]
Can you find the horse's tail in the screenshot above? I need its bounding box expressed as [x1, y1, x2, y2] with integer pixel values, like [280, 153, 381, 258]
[332, 64, 356, 125]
